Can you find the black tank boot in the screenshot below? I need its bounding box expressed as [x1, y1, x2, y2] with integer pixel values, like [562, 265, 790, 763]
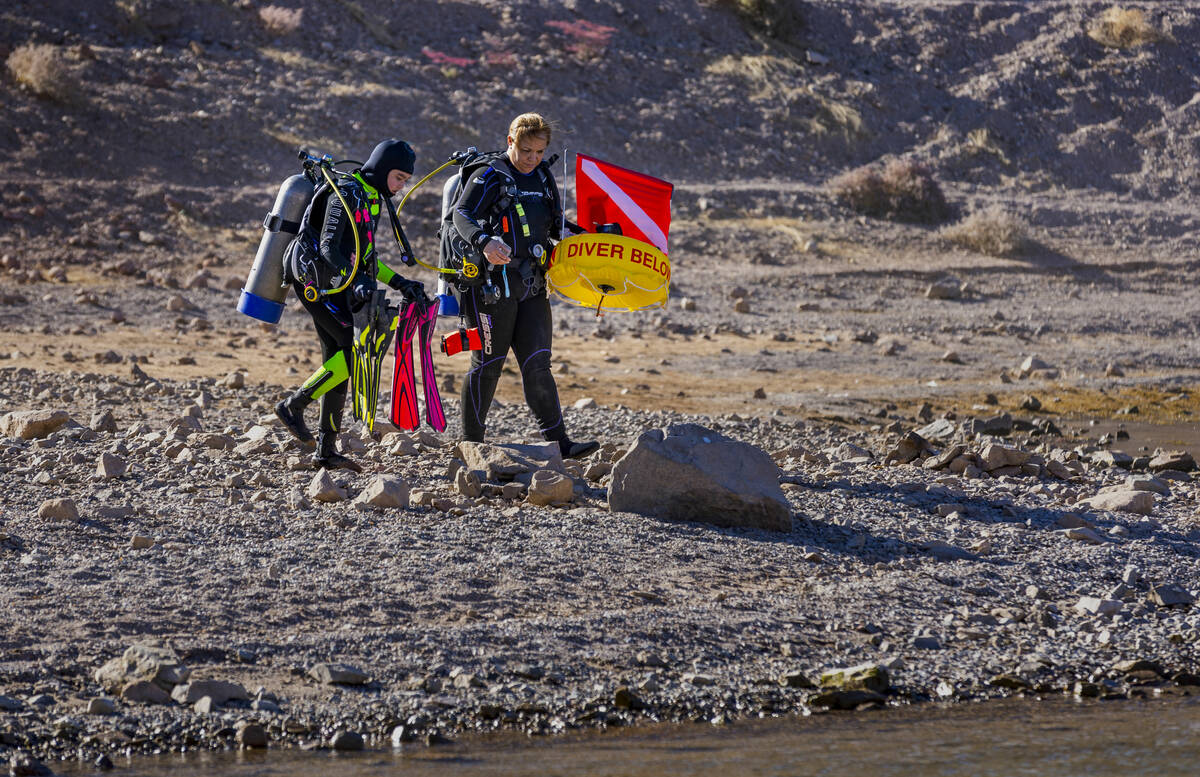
[275, 391, 315, 449]
[313, 432, 362, 473]
[558, 437, 599, 459]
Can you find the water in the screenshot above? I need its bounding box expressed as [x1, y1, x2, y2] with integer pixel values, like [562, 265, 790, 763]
[55, 697, 1200, 776]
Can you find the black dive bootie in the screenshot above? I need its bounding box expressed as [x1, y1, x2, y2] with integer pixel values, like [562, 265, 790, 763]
[559, 438, 600, 459]
[275, 392, 315, 450]
[313, 433, 363, 473]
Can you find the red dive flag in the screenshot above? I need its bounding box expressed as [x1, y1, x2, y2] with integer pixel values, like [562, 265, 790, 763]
[575, 154, 673, 254]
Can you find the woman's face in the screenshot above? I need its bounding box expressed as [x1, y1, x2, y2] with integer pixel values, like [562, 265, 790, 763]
[386, 169, 412, 196]
[507, 133, 548, 175]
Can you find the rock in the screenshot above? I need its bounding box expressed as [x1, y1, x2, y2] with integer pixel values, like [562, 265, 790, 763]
[307, 470, 347, 503]
[1075, 596, 1122, 616]
[573, 397, 597, 410]
[354, 476, 409, 508]
[121, 680, 171, 704]
[919, 540, 974, 561]
[885, 431, 929, 464]
[219, 371, 245, 389]
[96, 452, 128, 479]
[819, 663, 889, 693]
[0, 695, 23, 712]
[989, 674, 1030, 690]
[94, 754, 114, 771]
[911, 636, 942, 650]
[979, 413, 1014, 435]
[456, 441, 565, 480]
[1081, 490, 1155, 515]
[1150, 584, 1195, 607]
[1020, 395, 1042, 411]
[780, 671, 815, 689]
[455, 467, 482, 498]
[1114, 659, 1163, 675]
[37, 498, 78, 521]
[682, 672, 716, 686]
[608, 423, 791, 532]
[924, 278, 962, 300]
[914, 418, 956, 442]
[1064, 527, 1105, 544]
[95, 644, 188, 693]
[236, 722, 269, 749]
[810, 689, 886, 709]
[86, 697, 116, 715]
[90, 410, 118, 433]
[980, 443, 1031, 471]
[1090, 451, 1133, 470]
[330, 730, 364, 751]
[1019, 355, 1052, 377]
[1056, 513, 1092, 529]
[130, 534, 155, 550]
[526, 469, 574, 506]
[1148, 451, 1195, 473]
[309, 662, 369, 685]
[1125, 475, 1170, 495]
[1105, 363, 1124, 377]
[171, 680, 248, 705]
[0, 409, 70, 439]
[613, 687, 645, 710]
[7, 753, 54, 777]
[924, 444, 966, 470]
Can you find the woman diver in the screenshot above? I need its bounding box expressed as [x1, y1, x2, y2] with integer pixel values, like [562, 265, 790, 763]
[451, 113, 598, 459]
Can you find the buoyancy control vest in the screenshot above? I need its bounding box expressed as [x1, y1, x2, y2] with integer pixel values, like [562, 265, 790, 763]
[438, 150, 561, 290]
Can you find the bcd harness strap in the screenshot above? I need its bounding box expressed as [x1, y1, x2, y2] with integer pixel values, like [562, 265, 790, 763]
[263, 212, 303, 235]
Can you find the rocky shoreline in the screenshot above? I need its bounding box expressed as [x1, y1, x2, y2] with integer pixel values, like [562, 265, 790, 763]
[4, 363, 1200, 773]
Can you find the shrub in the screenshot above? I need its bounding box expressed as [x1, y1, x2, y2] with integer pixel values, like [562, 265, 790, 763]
[259, 5, 303, 36]
[829, 159, 951, 223]
[1087, 6, 1172, 49]
[6, 43, 80, 104]
[712, 0, 805, 40]
[940, 207, 1028, 256]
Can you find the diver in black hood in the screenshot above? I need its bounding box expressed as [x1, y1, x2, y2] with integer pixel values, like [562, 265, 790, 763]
[275, 138, 427, 472]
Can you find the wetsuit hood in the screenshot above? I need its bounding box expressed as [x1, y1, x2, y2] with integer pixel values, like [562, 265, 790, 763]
[360, 139, 416, 193]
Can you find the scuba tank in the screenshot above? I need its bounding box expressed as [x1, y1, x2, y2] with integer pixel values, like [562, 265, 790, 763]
[436, 172, 463, 316]
[238, 171, 315, 323]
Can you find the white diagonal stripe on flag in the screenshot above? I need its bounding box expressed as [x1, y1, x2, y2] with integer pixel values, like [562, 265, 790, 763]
[580, 158, 668, 253]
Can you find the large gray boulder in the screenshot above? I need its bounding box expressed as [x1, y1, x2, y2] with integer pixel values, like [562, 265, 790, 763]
[608, 424, 792, 531]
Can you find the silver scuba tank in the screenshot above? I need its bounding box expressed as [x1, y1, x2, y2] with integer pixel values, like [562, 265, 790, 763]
[436, 173, 462, 316]
[237, 173, 315, 323]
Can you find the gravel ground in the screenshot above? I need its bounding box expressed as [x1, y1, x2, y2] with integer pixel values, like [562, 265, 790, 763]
[3, 359, 1200, 768]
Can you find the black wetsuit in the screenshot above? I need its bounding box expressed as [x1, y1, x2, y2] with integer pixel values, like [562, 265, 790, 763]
[452, 157, 567, 443]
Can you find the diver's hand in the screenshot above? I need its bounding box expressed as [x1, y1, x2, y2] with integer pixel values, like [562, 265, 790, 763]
[389, 277, 426, 303]
[350, 279, 374, 305]
[483, 238, 511, 266]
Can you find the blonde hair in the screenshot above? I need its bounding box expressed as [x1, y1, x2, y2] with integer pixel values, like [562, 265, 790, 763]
[508, 113, 552, 146]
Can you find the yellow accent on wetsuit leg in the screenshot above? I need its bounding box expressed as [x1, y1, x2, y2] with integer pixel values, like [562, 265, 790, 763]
[300, 351, 349, 400]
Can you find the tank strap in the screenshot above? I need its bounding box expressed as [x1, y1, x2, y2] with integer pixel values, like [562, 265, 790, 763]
[263, 212, 303, 234]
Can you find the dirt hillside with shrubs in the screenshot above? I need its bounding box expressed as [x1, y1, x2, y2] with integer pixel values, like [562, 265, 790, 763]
[2, 1, 1198, 270]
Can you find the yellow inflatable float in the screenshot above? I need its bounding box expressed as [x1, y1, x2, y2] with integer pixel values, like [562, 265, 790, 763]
[546, 232, 671, 314]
